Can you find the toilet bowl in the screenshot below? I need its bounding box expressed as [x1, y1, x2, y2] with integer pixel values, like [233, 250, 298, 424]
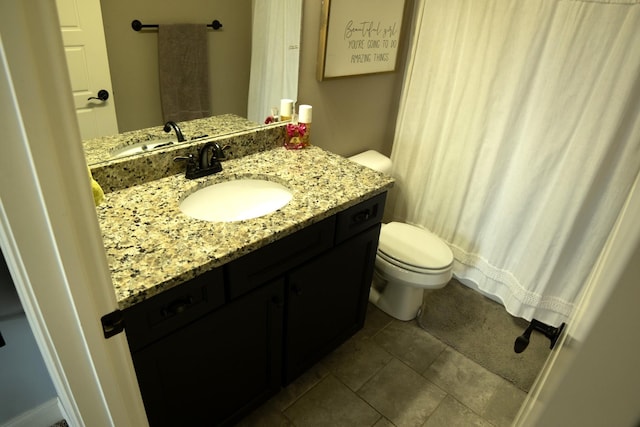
[348, 150, 454, 321]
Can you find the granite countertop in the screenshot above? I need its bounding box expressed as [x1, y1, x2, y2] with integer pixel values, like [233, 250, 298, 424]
[97, 145, 394, 310]
[84, 114, 260, 166]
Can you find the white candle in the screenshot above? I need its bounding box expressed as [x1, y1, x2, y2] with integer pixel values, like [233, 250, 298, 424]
[298, 104, 312, 123]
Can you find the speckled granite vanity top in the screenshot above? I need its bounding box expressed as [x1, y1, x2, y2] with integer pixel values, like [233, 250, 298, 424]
[83, 114, 258, 165]
[97, 145, 394, 309]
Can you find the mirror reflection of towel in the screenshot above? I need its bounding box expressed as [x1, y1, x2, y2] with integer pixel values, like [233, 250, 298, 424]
[158, 24, 211, 122]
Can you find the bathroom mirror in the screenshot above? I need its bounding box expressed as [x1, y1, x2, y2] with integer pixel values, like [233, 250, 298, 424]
[84, 0, 302, 166]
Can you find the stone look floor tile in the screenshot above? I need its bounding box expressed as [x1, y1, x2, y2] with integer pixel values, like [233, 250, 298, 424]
[358, 358, 447, 427]
[234, 404, 294, 427]
[422, 347, 505, 415]
[359, 304, 394, 338]
[373, 417, 396, 427]
[269, 362, 330, 412]
[423, 395, 494, 427]
[481, 378, 528, 427]
[234, 302, 529, 426]
[321, 335, 394, 391]
[284, 375, 381, 426]
[373, 319, 447, 373]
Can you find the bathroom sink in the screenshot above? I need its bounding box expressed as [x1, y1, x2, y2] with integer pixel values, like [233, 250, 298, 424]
[179, 179, 293, 222]
[110, 139, 175, 159]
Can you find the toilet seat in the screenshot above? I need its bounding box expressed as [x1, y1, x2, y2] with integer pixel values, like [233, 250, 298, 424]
[377, 251, 452, 275]
[378, 222, 453, 273]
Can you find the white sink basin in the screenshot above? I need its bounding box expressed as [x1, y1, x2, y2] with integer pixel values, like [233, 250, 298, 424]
[179, 179, 293, 222]
[110, 139, 175, 159]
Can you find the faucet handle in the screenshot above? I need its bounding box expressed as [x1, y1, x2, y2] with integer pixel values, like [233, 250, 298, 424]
[173, 154, 195, 164]
[212, 143, 231, 160]
[174, 154, 197, 176]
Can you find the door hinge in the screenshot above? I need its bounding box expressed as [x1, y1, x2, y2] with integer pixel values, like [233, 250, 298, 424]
[101, 309, 125, 339]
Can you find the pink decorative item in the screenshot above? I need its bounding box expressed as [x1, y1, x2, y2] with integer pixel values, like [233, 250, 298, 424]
[284, 122, 309, 150]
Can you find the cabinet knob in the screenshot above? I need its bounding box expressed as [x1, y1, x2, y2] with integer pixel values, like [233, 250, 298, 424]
[271, 295, 283, 307]
[292, 284, 303, 296]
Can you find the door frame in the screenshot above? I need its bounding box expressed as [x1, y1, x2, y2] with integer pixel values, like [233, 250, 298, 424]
[514, 168, 640, 426]
[2, 0, 639, 425]
[0, 0, 147, 425]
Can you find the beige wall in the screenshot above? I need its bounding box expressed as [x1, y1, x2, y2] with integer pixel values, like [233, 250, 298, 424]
[297, 0, 414, 158]
[101, 0, 413, 157]
[100, 0, 251, 132]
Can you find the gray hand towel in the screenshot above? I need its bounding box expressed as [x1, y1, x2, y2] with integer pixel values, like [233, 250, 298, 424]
[158, 24, 211, 122]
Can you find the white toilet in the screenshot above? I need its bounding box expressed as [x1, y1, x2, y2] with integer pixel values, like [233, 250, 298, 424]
[349, 150, 454, 321]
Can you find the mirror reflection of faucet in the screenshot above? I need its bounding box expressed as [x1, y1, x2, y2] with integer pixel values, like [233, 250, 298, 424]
[163, 121, 185, 142]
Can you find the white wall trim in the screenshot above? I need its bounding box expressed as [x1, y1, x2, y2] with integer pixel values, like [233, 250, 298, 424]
[1, 398, 66, 427]
[515, 171, 640, 424]
[0, 1, 148, 426]
[0, 21, 83, 426]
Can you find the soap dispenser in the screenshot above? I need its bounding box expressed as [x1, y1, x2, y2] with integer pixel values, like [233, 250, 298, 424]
[284, 104, 312, 150]
[298, 104, 312, 146]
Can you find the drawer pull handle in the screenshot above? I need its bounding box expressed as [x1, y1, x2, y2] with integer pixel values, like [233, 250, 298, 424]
[162, 296, 194, 317]
[352, 210, 371, 223]
[292, 284, 304, 296]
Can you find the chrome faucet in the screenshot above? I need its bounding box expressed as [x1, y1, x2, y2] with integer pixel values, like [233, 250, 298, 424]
[163, 121, 185, 142]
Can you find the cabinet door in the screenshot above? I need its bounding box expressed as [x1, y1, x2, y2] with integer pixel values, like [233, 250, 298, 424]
[131, 279, 284, 427]
[284, 224, 381, 383]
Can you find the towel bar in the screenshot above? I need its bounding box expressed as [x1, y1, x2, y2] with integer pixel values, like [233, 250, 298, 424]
[131, 19, 223, 32]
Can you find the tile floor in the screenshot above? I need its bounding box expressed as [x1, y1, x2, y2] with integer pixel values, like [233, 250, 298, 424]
[236, 303, 528, 427]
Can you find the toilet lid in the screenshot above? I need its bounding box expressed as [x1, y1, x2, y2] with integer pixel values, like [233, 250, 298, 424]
[378, 222, 453, 270]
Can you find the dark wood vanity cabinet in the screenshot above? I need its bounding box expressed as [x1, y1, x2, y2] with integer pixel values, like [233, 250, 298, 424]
[128, 279, 284, 426]
[123, 192, 386, 426]
[284, 224, 380, 383]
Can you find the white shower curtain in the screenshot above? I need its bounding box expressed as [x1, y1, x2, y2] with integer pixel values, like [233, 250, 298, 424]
[247, 0, 302, 123]
[391, 0, 640, 326]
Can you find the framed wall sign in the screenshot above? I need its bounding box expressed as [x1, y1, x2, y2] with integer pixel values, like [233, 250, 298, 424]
[317, 0, 407, 80]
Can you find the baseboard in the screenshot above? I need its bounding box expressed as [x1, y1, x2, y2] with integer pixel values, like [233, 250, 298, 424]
[1, 398, 65, 427]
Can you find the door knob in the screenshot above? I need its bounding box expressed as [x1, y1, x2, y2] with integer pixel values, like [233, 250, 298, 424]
[88, 89, 110, 101]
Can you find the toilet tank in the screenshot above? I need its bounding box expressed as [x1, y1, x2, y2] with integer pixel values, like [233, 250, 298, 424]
[348, 150, 393, 175]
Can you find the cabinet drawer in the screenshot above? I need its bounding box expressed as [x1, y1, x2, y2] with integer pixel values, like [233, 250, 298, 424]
[227, 216, 336, 300]
[123, 267, 225, 352]
[335, 192, 386, 244]
[131, 279, 284, 427]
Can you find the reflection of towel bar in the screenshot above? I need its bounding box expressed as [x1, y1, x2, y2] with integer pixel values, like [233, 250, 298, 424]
[131, 19, 223, 32]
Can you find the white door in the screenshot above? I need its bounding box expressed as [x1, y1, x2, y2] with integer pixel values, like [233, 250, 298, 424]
[56, 0, 119, 139]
